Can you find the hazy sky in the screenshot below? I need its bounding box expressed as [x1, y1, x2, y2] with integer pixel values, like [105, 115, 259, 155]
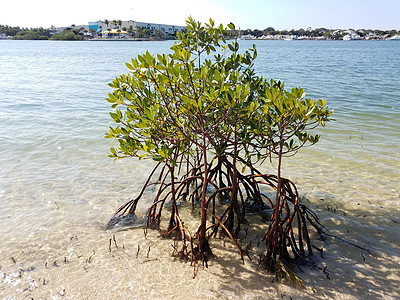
[1, 0, 399, 30]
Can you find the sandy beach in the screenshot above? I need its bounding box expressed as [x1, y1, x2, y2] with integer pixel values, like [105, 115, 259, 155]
[1, 184, 399, 299]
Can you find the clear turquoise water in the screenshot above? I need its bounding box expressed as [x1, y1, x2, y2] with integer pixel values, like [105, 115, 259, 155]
[0, 40, 399, 299]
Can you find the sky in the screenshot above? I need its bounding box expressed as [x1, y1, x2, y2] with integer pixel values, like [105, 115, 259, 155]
[1, 0, 399, 30]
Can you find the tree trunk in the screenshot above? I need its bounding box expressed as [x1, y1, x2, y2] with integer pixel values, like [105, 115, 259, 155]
[198, 144, 210, 253]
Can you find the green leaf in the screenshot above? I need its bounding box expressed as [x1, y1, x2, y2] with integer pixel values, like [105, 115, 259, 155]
[110, 147, 117, 156]
[169, 158, 178, 167]
[234, 41, 239, 51]
[209, 18, 215, 27]
[125, 62, 135, 70]
[152, 155, 164, 162]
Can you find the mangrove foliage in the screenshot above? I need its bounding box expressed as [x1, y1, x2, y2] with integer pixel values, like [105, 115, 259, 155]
[105, 17, 333, 280]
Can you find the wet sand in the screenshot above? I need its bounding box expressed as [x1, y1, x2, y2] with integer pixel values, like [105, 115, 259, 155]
[1, 194, 399, 299]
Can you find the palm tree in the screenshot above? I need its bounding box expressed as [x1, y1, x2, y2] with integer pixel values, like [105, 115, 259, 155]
[154, 29, 164, 39]
[104, 19, 109, 29]
[37, 27, 45, 36]
[128, 25, 134, 38]
[135, 26, 144, 38]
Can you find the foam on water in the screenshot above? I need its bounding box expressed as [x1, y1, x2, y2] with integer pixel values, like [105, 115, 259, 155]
[0, 40, 399, 299]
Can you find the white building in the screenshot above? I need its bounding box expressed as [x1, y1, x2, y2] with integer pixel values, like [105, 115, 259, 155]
[241, 34, 256, 40]
[343, 29, 362, 40]
[388, 34, 400, 40]
[343, 33, 362, 40]
[91, 20, 185, 37]
[50, 20, 184, 38]
[51, 24, 89, 36]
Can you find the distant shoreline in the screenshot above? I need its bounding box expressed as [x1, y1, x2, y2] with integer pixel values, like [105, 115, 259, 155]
[1, 38, 399, 42]
[88, 38, 168, 42]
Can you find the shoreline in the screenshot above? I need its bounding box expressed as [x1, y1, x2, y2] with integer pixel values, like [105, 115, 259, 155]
[88, 38, 171, 42]
[2, 36, 399, 42]
[2, 38, 399, 42]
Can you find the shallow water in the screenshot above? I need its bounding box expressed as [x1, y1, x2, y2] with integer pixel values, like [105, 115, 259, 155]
[0, 39, 399, 299]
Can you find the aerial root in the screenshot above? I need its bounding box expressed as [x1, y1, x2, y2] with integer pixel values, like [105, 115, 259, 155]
[275, 260, 304, 287]
[106, 161, 321, 282]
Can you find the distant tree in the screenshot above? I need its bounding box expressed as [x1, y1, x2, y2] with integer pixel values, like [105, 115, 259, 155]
[3, 25, 51, 39]
[263, 27, 278, 36]
[241, 29, 252, 36]
[332, 31, 344, 40]
[356, 30, 365, 37]
[104, 19, 109, 29]
[154, 29, 164, 39]
[51, 29, 83, 41]
[252, 29, 263, 37]
[389, 29, 397, 37]
[89, 28, 95, 38]
[12, 29, 48, 40]
[128, 25, 134, 37]
[135, 26, 144, 38]
[324, 31, 331, 39]
[298, 28, 306, 36]
[143, 28, 151, 38]
[36, 27, 45, 36]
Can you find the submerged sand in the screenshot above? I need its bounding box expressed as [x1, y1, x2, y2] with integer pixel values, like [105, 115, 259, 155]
[0, 195, 399, 299]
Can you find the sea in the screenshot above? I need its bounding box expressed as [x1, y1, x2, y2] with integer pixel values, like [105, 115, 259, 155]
[0, 39, 399, 299]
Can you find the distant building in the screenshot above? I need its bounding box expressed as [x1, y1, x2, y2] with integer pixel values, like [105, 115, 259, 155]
[51, 24, 89, 36]
[241, 34, 255, 40]
[88, 22, 99, 32]
[93, 20, 185, 37]
[388, 34, 400, 40]
[343, 30, 362, 40]
[136, 21, 185, 35]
